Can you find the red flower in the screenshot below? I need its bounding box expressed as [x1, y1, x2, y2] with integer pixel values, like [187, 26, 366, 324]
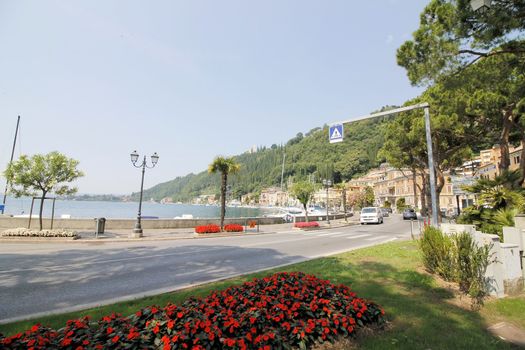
[224, 338, 236, 346]
[111, 335, 120, 343]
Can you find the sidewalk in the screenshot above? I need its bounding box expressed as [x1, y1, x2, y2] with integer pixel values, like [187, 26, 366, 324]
[76, 218, 358, 242]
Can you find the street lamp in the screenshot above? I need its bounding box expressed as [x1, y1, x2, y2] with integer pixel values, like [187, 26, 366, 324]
[322, 179, 332, 224]
[470, 0, 491, 12]
[130, 150, 159, 237]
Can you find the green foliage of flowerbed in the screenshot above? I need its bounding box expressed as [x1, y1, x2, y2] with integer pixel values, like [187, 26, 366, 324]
[1, 228, 79, 238]
[0, 272, 385, 349]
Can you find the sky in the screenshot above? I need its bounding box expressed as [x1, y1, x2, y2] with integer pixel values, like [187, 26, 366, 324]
[0, 0, 427, 195]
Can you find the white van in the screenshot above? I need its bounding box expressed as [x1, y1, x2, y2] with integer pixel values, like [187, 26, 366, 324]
[360, 207, 383, 225]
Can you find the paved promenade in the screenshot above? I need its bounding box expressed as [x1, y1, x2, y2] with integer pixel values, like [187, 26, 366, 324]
[73, 217, 360, 242]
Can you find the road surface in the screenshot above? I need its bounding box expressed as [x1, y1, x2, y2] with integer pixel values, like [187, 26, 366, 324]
[0, 215, 414, 323]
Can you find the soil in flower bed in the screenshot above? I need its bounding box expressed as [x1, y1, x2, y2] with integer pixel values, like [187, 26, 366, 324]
[0, 272, 385, 349]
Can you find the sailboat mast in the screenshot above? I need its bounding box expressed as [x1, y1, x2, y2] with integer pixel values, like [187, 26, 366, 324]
[1, 116, 20, 214]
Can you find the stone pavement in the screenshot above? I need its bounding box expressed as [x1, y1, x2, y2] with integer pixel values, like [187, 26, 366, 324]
[487, 322, 525, 347]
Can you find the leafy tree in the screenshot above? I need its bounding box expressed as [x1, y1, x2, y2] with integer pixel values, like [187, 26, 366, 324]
[4, 152, 83, 230]
[208, 156, 241, 230]
[347, 187, 375, 210]
[363, 186, 375, 207]
[290, 181, 317, 222]
[397, 0, 525, 86]
[380, 88, 472, 219]
[396, 198, 407, 211]
[383, 200, 392, 209]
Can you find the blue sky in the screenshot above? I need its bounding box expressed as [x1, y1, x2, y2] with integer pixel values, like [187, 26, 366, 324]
[0, 0, 426, 194]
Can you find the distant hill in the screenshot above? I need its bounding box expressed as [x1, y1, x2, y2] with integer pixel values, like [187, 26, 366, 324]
[135, 115, 394, 202]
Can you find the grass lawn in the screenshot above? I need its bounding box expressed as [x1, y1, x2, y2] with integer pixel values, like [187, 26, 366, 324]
[1, 240, 522, 349]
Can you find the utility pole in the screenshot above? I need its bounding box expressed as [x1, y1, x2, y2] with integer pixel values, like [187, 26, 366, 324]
[2, 116, 20, 215]
[280, 151, 286, 190]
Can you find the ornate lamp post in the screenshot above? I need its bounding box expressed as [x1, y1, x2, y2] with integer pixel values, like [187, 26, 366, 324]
[322, 179, 332, 224]
[130, 150, 159, 237]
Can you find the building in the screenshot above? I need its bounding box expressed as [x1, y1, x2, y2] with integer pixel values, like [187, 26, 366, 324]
[348, 163, 473, 214]
[475, 143, 523, 179]
[193, 194, 217, 205]
[259, 187, 290, 207]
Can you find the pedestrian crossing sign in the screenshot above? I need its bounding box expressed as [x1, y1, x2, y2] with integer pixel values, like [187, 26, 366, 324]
[329, 124, 343, 143]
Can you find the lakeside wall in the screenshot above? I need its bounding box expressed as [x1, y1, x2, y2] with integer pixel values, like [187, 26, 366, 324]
[0, 214, 349, 230]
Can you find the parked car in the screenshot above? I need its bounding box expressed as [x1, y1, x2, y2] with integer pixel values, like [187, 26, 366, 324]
[360, 207, 383, 225]
[380, 208, 390, 217]
[402, 208, 417, 220]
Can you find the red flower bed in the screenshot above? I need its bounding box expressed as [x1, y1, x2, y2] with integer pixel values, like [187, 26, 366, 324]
[294, 221, 320, 228]
[0, 272, 385, 349]
[224, 224, 244, 232]
[195, 224, 221, 233]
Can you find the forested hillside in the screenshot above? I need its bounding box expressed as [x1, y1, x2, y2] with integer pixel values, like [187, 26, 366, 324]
[137, 115, 394, 202]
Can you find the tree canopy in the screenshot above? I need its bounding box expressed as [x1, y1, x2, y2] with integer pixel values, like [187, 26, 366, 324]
[290, 181, 317, 222]
[4, 152, 83, 230]
[397, 0, 525, 86]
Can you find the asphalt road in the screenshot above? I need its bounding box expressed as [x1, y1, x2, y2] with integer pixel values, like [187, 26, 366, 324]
[0, 215, 414, 323]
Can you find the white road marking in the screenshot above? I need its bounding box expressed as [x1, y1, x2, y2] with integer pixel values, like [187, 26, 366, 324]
[345, 234, 371, 239]
[365, 235, 388, 241]
[316, 231, 346, 237]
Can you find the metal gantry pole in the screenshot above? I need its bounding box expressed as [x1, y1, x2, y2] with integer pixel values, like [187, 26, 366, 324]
[424, 106, 439, 226]
[329, 102, 439, 227]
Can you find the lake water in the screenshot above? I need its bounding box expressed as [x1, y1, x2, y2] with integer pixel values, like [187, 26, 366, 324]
[1, 197, 271, 219]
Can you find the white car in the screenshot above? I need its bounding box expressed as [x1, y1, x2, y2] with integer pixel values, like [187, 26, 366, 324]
[360, 207, 383, 224]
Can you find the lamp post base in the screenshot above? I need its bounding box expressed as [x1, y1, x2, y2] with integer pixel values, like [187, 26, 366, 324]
[130, 230, 143, 238]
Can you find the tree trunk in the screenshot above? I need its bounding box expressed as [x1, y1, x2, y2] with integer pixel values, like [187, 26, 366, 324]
[435, 169, 446, 223]
[411, 167, 418, 210]
[342, 188, 347, 222]
[38, 192, 46, 231]
[515, 135, 525, 188]
[419, 172, 427, 216]
[303, 203, 309, 222]
[220, 173, 227, 230]
[499, 113, 512, 174]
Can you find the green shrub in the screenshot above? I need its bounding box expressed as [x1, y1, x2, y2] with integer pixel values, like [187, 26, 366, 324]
[419, 227, 493, 309]
[396, 197, 407, 211]
[419, 226, 455, 281]
[453, 232, 492, 309]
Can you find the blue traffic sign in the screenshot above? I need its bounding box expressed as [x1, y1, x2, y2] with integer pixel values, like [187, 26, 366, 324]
[329, 124, 343, 143]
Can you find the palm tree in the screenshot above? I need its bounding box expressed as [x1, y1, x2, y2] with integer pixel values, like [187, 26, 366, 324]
[208, 156, 241, 230]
